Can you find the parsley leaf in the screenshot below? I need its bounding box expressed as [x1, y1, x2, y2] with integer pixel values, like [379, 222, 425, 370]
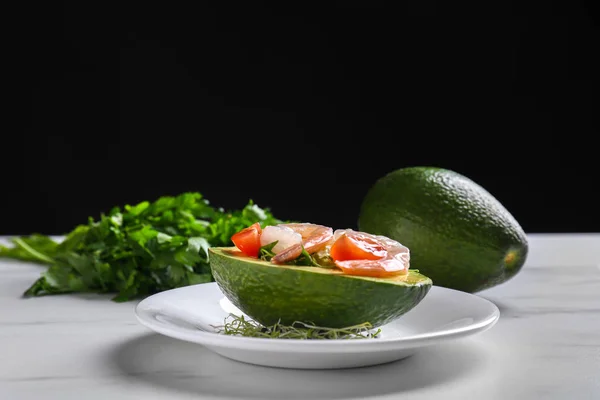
[258, 241, 278, 261]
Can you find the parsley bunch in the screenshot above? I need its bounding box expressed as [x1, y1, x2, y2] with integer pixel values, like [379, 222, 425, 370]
[0, 192, 283, 301]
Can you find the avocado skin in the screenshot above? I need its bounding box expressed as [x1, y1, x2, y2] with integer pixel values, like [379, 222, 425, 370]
[358, 166, 528, 293]
[209, 247, 432, 329]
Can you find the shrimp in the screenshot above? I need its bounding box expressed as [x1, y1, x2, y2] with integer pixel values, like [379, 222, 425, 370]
[270, 223, 334, 264]
[260, 225, 302, 253]
[331, 229, 410, 277]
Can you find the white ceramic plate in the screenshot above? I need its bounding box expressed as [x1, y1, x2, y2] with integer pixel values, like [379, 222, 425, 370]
[135, 282, 499, 369]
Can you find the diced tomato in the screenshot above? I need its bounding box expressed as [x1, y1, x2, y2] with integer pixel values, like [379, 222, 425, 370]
[335, 258, 408, 278]
[231, 222, 262, 258]
[330, 232, 387, 261]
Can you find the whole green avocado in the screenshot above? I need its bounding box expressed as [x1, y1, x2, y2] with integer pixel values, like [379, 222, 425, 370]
[358, 166, 528, 293]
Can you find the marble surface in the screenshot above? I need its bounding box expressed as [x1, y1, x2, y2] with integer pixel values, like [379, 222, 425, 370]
[1, 234, 599, 400]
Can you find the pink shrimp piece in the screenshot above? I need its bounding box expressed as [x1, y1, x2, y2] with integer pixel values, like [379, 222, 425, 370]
[334, 257, 409, 277]
[271, 223, 334, 264]
[331, 229, 410, 277]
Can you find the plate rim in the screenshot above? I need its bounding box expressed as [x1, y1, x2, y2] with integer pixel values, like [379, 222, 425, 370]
[134, 282, 500, 352]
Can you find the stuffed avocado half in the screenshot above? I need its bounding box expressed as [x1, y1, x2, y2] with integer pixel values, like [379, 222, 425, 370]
[208, 222, 432, 329]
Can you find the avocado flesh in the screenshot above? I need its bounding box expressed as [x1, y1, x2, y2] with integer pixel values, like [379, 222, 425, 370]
[209, 247, 432, 329]
[358, 166, 529, 293]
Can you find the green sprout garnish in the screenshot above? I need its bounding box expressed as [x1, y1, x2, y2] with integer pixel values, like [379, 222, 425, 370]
[212, 313, 382, 340]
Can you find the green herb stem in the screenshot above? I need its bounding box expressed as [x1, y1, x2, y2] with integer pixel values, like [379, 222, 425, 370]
[12, 237, 56, 264]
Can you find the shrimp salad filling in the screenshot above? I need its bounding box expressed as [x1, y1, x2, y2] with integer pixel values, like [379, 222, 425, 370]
[230, 223, 410, 278]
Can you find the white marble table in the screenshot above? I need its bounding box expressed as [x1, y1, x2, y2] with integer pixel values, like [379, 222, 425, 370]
[1, 234, 599, 400]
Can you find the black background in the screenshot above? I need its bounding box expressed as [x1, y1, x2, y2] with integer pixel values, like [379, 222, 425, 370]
[3, 2, 599, 235]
